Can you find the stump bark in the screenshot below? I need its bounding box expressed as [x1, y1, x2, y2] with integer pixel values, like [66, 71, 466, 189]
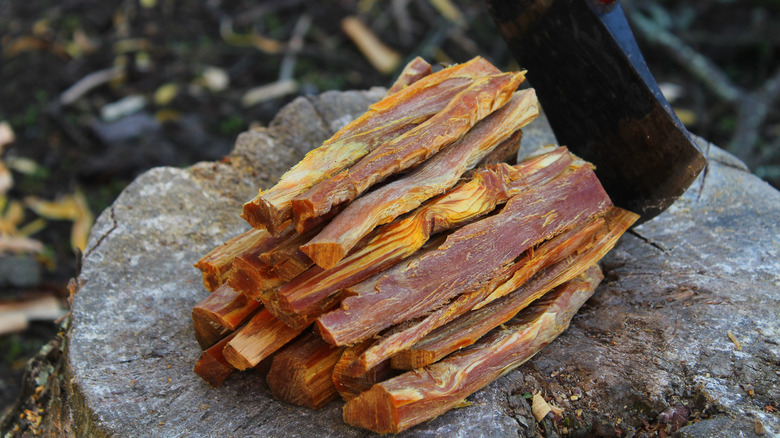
[4, 89, 778, 437]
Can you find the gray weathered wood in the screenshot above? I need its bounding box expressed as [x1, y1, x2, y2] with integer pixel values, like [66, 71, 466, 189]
[64, 91, 779, 437]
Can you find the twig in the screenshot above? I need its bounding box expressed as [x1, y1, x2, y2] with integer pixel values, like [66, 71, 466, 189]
[730, 67, 780, 158]
[279, 14, 311, 82]
[59, 67, 123, 106]
[392, 0, 414, 47]
[626, 6, 742, 103]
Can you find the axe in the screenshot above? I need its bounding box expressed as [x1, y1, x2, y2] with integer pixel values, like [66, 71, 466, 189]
[486, 0, 707, 223]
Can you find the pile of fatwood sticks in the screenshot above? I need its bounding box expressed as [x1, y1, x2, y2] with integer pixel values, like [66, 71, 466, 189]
[191, 56, 638, 434]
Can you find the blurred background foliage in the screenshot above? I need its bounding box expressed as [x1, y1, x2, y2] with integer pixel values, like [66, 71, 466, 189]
[0, 0, 778, 420]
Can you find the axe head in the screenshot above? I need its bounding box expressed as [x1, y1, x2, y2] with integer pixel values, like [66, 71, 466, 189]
[486, 0, 707, 223]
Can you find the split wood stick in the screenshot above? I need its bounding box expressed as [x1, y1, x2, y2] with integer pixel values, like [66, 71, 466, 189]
[193, 317, 230, 350]
[317, 165, 611, 347]
[342, 264, 602, 434]
[301, 89, 539, 269]
[194, 228, 271, 291]
[471, 206, 637, 310]
[222, 309, 306, 370]
[291, 71, 527, 235]
[192, 283, 261, 334]
[194, 330, 238, 387]
[228, 245, 283, 301]
[342, 212, 610, 375]
[258, 225, 320, 281]
[277, 148, 573, 319]
[242, 56, 499, 235]
[266, 332, 343, 409]
[386, 57, 433, 95]
[392, 263, 606, 370]
[259, 283, 332, 331]
[474, 129, 522, 167]
[332, 340, 399, 402]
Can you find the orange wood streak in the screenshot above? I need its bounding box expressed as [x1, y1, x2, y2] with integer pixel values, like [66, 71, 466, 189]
[222, 309, 306, 370]
[193, 330, 238, 387]
[342, 265, 603, 434]
[317, 165, 611, 348]
[241, 57, 500, 234]
[194, 228, 271, 291]
[279, 149, 572, 321]
[290, 71, 527, 241]
[386, 57, 433, 95]
[300, 89, 538, 269]
[191, 283, 261, 332]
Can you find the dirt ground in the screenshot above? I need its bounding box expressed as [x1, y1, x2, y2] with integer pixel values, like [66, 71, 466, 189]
[1, 0, 778, 427]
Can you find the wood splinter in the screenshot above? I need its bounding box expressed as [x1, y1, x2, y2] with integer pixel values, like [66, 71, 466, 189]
[222, 309, 306, 370]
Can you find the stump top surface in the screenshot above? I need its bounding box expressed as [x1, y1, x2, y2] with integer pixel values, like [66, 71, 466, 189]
[69, 90, 780, 437]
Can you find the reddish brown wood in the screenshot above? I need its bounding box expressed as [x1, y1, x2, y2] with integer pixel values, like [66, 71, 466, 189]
[290, 71, 527, 238]
[317, 165, 611, 347]
[192, 316, 230, 350]
[241, 57, 500, 235]
[194, 228, 271, 291]
[192, 283, 261, 333]
[300, 89, 538, 269]
[277, 149, 572, 320]
[257, 225, 319, 281]
[392, 262, 607, 370]
[345, 214, 610, 375]
[266, 332, 343, 409]
[386, 57, 432, 95]
[473, 129, 523, 168]
[342, 264, 602, 434]
[193, 331, 238, 387]
[222, 309, 306, 370]
[228, 247, 283, 302]
[331, 340, 399, 402]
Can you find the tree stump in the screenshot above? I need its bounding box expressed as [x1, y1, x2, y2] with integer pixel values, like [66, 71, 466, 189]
[9, 89, 779, 437]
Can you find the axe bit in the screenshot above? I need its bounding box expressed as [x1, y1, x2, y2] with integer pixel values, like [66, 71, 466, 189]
[486, 0, 707, 223]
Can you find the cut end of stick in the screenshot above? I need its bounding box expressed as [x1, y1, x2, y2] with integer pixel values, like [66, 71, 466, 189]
[222, 342, 257, 371]
[300, 241, 346, 270]
[242, 195, 289, 236]
[194, 333, 237, 387]
[389, 349, 436, 371]
[192, 314, 230, 350]
[343, 384, 398, 434]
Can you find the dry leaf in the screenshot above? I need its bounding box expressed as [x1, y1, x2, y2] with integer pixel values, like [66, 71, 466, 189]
[0, 235, 44, 254]
[5, 157, 41, 175]
[154, 83, 179, 106]
[341, 16, 401, 74]
[0, 162, 12, 196]
[531, 393, 551, 422]
[0, 121, 14, 149]
[429, 0, 466, 28]
[242, 80, 299, 107]
[727, 330, 742, 351]
[25, 195, 80, 220]
[24, 190, 93, 252]
[17, 218, 47, 237]
[71, 189, 93, 252]
[200, 66, 229, 92]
